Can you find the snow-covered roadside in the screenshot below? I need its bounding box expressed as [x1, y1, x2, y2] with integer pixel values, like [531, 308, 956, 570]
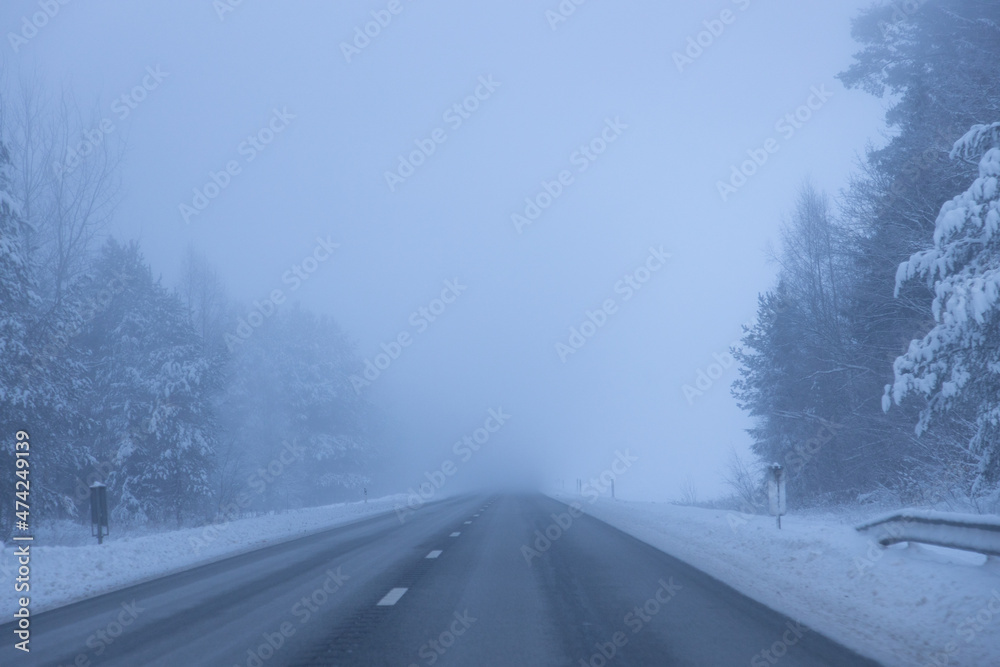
[551, 493, 1000, 667]
[0, 494, 406, 617]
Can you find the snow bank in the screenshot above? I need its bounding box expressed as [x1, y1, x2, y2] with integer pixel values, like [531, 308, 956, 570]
[555, 494, 1000, 667]
[0, 494, 406, 617]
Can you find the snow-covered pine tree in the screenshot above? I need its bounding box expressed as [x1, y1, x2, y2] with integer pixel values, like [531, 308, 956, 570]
[0, 107, 97, 531]
[886, 122, 1000, 497]
[0, 137, 31, 413]
[79, 240, 219, 526]
[278, 306, 373, 505]
[732, 185, 866, 502]
[0, 133, 33, 539]
[217, 303, 374, 510]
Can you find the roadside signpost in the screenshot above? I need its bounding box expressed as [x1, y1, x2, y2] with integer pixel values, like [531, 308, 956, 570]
[90, 482, 109, 544]
[767, 464, 786, 529]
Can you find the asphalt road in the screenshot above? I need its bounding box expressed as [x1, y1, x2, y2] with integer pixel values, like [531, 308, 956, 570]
[0, 495, 882, 666]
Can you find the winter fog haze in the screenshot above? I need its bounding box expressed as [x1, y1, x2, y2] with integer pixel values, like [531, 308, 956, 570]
[3, 0, 884, 499]
[9, 2, 1000, 665]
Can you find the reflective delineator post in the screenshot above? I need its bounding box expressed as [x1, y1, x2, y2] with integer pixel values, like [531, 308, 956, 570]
[767, 464, 786, 529]
[90, 482, 109, 545]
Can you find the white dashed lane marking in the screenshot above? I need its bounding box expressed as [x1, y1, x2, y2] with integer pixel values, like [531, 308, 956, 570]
[426, 550, 443, 559]
[450, 532, 461, 537]
[377, 588, 408, 606]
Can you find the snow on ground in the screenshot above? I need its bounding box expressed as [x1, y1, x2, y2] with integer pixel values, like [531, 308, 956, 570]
[551, 493, 1000, 667]
[0, 494, 406, 617]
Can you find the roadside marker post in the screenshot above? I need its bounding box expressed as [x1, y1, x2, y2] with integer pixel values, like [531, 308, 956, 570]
[90, 482, 110, 544]
[767, 464, 786, 529]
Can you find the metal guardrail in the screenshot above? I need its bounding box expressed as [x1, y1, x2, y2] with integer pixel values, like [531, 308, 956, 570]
[856, 509, 1000, 557]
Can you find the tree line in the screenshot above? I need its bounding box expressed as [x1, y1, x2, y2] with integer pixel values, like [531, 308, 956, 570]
[0, 83, 378, 537]
[733, 0, 1000, 510]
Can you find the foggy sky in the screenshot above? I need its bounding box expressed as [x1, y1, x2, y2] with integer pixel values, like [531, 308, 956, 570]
[1, 0, 887, 500]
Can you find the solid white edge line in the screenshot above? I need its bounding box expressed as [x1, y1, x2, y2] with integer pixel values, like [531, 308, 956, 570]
[377, 588, 409, 606]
